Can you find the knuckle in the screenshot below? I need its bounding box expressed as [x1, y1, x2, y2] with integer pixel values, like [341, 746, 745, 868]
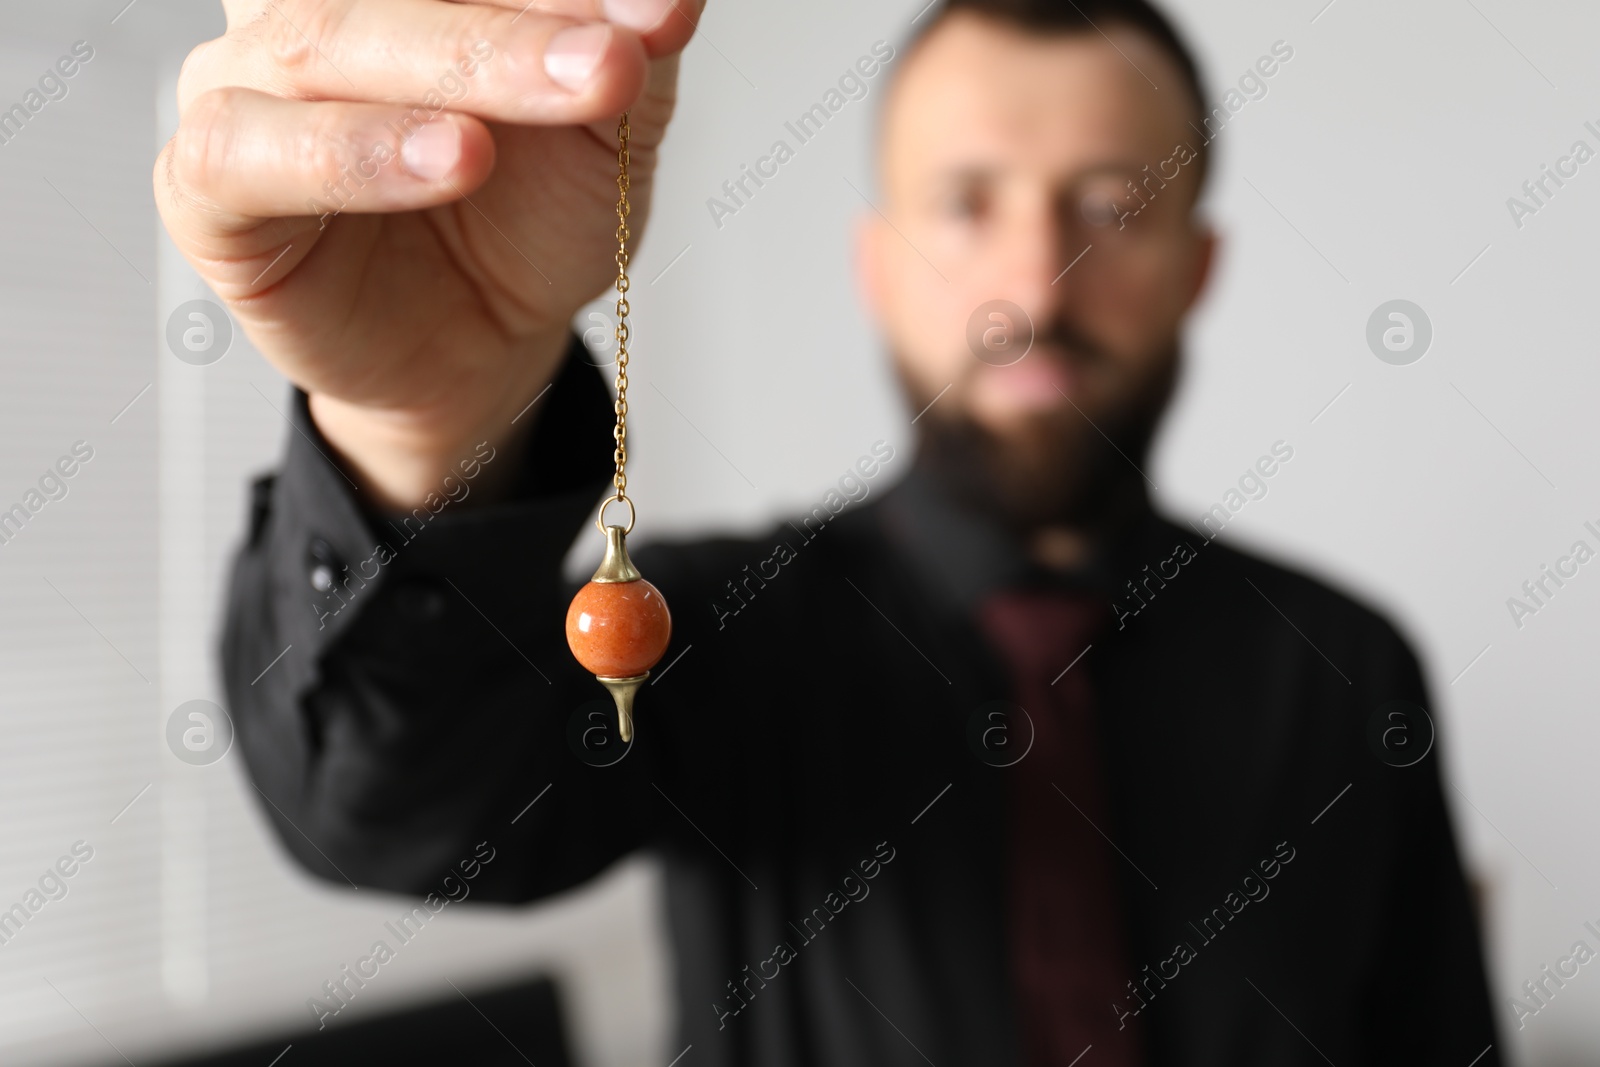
[433, 11, 504, 98]
[155, 133, 217, 223]
[256, 0, 346, 80]
[175, 39, 216, 115]
[171, 86, 245, 192]
[454, 7, 505, 59]
[300, 110, 369, 188]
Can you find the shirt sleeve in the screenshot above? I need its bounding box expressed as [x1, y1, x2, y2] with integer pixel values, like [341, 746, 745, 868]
[220, 333, 663, 900]
[1359, 624, 1503, 1064]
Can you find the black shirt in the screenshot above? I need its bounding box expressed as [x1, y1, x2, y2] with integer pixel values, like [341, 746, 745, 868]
[223, 334, 1501, 1066]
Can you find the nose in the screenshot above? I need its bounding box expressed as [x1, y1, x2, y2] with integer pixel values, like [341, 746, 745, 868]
[995, 193, 1073, 341]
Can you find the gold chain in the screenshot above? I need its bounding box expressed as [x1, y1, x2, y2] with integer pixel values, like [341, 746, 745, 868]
[603, 111, 634, 532]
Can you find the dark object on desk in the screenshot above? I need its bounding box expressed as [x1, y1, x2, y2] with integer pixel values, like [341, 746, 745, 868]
[155, 973, 570, 1067]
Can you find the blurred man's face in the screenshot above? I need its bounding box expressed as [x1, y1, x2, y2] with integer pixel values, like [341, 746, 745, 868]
[859, 14, 1214, 533]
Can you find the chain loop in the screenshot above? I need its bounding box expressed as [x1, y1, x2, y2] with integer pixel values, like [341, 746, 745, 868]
[598, 112, 634, 534]
[597, 492, 636, 535]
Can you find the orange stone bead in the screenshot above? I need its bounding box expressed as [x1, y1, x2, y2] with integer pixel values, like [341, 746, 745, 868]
[565, 578, 672, 679]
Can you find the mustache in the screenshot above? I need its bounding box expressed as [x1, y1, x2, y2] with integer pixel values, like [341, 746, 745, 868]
[1035, 320, 1110, 362]
[984, 318, 1112, 373]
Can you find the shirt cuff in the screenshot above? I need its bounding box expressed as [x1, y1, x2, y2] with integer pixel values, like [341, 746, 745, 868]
[261, 331, 615, 694]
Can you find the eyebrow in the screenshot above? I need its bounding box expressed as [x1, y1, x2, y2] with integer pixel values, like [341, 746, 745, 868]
[933, 161, 1153, 186]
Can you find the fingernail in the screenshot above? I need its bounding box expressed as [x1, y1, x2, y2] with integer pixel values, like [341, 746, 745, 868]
[545, 24, 611, 92]
[602, 0, 675, 33]
[401, 120, 461, 181]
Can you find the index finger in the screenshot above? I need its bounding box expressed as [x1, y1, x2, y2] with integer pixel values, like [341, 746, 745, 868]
[188, 0, 703, 123]
[446, 0, 704, 55]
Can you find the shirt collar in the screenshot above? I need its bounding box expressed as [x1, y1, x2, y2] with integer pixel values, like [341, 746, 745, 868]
[873, 453, 1172, 615]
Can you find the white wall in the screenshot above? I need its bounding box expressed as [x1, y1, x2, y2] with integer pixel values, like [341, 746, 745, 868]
[0, 0, 1594, 1064]
[0, 6, 667, 1066]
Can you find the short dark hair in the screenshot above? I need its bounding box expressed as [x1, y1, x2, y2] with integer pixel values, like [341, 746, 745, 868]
[896, 0, 1212, 196]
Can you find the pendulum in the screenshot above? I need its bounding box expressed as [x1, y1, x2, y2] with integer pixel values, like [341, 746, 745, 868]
[565, 112, 672, 743]
[566, 520, 671, 742]
[564, 113, 672, 741]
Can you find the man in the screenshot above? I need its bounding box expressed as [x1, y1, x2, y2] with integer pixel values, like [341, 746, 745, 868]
[157, 0, 1501, 1063]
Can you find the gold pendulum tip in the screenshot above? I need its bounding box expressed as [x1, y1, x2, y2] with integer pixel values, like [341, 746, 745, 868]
[598, 673, 648, 742]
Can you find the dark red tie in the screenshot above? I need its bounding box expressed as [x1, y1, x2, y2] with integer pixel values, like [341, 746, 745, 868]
[978, 589, 1144, 1067]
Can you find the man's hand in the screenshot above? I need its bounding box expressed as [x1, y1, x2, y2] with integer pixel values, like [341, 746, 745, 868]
[156, 0, 702, 509]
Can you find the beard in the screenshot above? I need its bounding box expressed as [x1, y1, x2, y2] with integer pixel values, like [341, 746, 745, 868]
[901, 330, 1180, 536]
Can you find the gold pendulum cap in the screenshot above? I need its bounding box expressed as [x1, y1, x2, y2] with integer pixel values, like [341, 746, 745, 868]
[591, 523, 642, 583]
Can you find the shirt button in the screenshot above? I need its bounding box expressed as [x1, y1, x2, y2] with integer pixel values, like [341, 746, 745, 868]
[310, 564, 336, 593]
[308, 538, 341, 593]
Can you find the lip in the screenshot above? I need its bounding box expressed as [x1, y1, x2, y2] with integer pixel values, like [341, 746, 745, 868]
[972, 353, 1079, 411]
